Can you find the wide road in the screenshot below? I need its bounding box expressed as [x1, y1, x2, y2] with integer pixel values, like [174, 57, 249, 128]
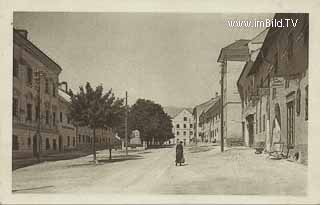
[13, 144, 307, 195]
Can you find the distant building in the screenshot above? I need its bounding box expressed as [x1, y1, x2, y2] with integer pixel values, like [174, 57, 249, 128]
[171, 109, 194, 145]
[199, 96, 221, 143]
[130, 130, 142, 145]
[192, 98, 217, 143]
[217, 39, 250, 146]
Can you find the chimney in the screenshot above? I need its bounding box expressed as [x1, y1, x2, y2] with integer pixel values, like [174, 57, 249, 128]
[16, 29, 28, 39]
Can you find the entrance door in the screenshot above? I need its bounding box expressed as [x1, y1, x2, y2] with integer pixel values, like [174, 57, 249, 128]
[58, 136, 62, 152]
[247, 115, 254, 147]
[33, 135, 38, 157]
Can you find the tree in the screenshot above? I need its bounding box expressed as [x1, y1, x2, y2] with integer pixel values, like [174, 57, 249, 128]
[128, 99, 174, 146]
[69, 82, 124, 163]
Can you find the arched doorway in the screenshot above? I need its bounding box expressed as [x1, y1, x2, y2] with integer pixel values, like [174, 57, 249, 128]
[271, 103, 281, 145]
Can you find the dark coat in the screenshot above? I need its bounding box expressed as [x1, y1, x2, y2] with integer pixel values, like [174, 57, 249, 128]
[176, 143, 184, 163]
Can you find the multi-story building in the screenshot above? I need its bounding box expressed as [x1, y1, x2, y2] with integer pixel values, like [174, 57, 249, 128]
[237, 28, 268, 147]
[217, 39, 250, 146]
[243, 13, 308, 164]
[192, 98, 217, 143]
[12, 29, 117, 160]
[171, 109, 194, 145]
[199, 96, 221, 143]
[13, 29, 62, 159]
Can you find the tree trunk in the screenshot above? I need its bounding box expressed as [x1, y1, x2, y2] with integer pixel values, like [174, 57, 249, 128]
[93, 127, 97, 164]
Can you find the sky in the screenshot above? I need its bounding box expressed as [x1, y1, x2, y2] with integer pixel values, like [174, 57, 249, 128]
[13, 12, 273, 108]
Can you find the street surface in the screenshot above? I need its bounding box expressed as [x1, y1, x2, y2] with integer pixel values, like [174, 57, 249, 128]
[13, 145, 307, 195]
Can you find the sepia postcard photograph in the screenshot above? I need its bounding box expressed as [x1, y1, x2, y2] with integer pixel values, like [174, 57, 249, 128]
[1, 0, 320, 204]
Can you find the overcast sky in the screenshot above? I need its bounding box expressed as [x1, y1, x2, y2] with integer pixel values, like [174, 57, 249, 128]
[13, 12, 273, 108]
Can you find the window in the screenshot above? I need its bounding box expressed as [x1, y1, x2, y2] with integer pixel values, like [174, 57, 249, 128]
[176, 131, 179, 136]
[274, 53, 278, 74]
[60, 112, 63, 123]
[52, 84, 56, 97]
[67, 116, 70, 124]
[28, 137, 31, 147]
[190, 124, 193, 128]
[183, 131, 186, 136]
[67, 136, 70, 146]
[46, 138, 50, 150]
[305, 86, 308, 120]
[45, 79, 49, 94]
[53, 139, 57, 150]
[27, 67, 33, 85]
[13, 59, 19, 78]
[26, 103, 32, 121]
[52, 112, 56, 125]
[13, 98, 18, 117]
[272, 88, 277, 99]
[190, 131, 193, 135]
[13, 135, 19, 150]
[45, 110, 49, 124]
[176, 124, 180, 128]
[82, 135, 85, 143]
[79, 135, 81, 143]
[35, 106, 39, 121]
[183, 124, 186, 128]
[183, 117, 187, 121]
[73, 137, 75, 146]
[288, 32, 294, 59]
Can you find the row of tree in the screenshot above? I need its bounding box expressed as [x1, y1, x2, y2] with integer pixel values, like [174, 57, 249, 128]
[68, 82, 174, 163]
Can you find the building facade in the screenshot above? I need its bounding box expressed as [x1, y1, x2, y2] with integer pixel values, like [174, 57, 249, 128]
[171, 109, 194, 145]
[192, 98, 217, 143]
[238, 13, 308, 164]
[217, 40, 250, 146]
[199, 96, 221, 143]
[13, 29, 117, 159]
[13, 29, 62, 159]
[237, 29, 268, 147]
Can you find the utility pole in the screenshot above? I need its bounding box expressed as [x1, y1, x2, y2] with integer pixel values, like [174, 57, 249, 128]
[125, 91, 128, 156]
[34, 70, 43, 162]
[220, 62, 225, 152]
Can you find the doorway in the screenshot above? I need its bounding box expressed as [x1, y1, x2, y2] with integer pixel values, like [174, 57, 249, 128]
[58, 136, 62, 152]
[33, 135, 38, 157]
[246, 114, 254, 147]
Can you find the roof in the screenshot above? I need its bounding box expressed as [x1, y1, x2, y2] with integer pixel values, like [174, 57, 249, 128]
[199, 97, 221, 123]
[217, 39, 250, 63]
[248, 13, 308, 77]
[193, 97, 219, 117]
[13, 28, 62, 74]
[250, 28, 269, 44]
[58, 89, 71, 103]
[163, 106, 193, 118]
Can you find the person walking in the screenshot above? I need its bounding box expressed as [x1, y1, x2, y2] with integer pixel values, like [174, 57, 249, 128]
[176, 141, 184, 166]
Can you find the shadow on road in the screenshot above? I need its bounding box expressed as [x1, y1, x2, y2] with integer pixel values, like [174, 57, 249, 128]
[13, 185, 55, 193]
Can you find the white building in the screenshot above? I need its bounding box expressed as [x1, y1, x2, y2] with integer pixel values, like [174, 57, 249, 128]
[171, 109, 194, 145]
